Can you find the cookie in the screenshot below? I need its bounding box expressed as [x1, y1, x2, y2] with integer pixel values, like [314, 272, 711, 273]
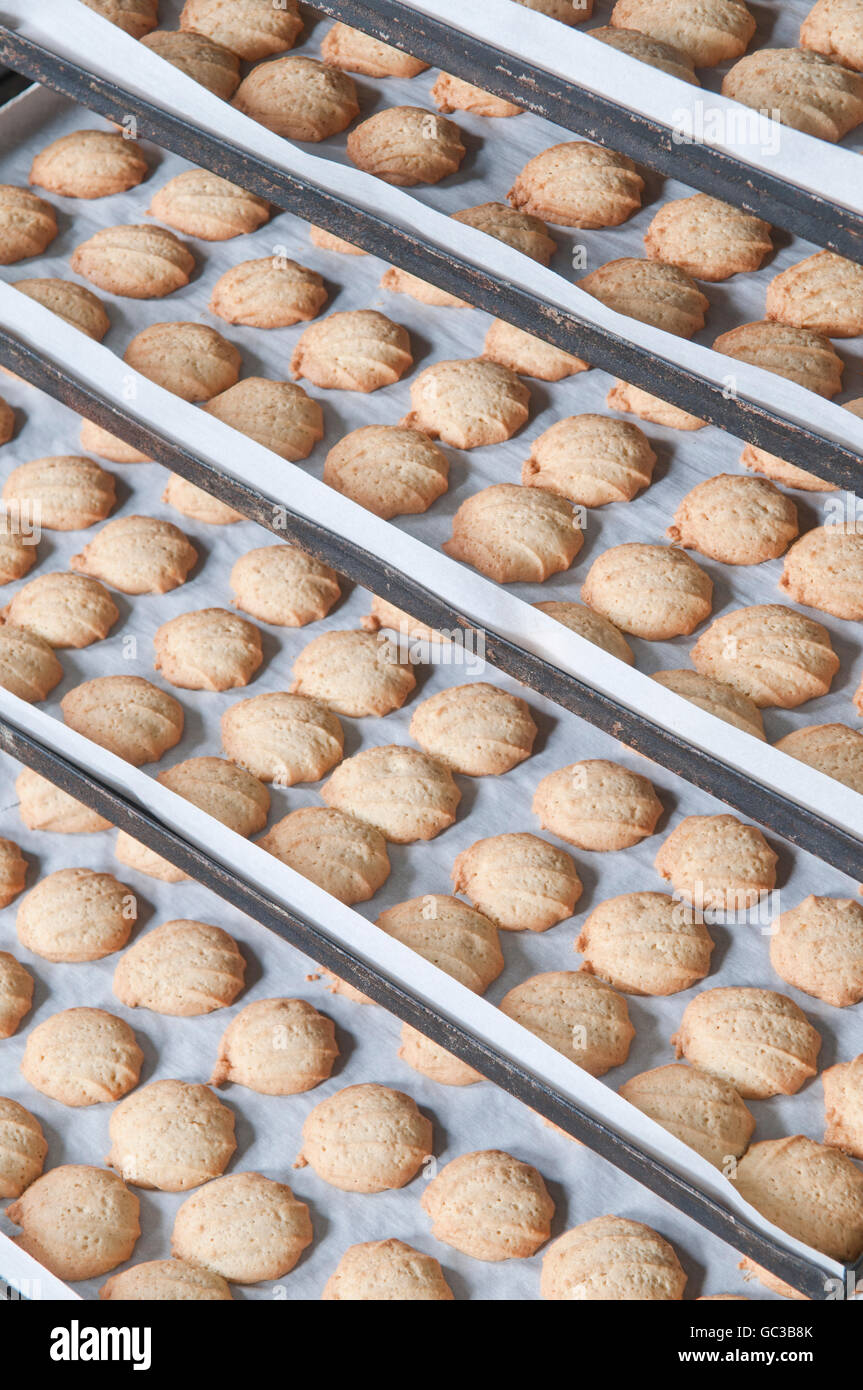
[379, 266, 467, 308]
[533, 759, 663, 851]
[541, 1216, 686, 1300]
[101, 1259, 232, 1301]
[0, 838, 26, 909]
[6, 1165, 140, 1281]
[577, 891, 714, 996]
[124, 321, 241, 400]
[16, 767, 111, 835]
[81, 0, 158, 36]
[0, 627, 62, 703]
[158, 756, 269, 834]
[235, 55, 359, 140]
[732, 1136, 863, 1262]
[291, 310, 412, 392]
[775, 723, 863, 792]
[514, 0, 592, 19]
[210, 256, 327, 328]
[644, 194, 772, 281]
[620, 1064, 754, 1168]
[17, 866, 135, 963]
[161, 473, 243, 524]
[113, 919, 246, 1016]
[322, 1239, 454, 1301]
[114, 830, 187, 884]
[431, 73, 522, 117]
[106, 1079, 235, 1190]
[583, 257, 709, 339]
[79, 417, 151, 464]
[230, 544, 340, 626]
[444, 484, 581, 582]
[713, 320, 844, 397]
[61, 675, 184, 765]
[397, 1024, 483, 1088]
[0, 1097, 46, 1198]
[149, 169, 269, 240]
[651, 669, 766, 740]
[581, 542, 713, 638]
[452, 833, 581, 934]
[323, 425, 449, 519]
[722, 47, 863, 142]
[70, 224, 195, 299]
[669, 473, 798, 565]
[739, 436, 839, 492]
[171, 1172, 312, 1282]
[691, 604, 839, 707]
[421, 1150, 554, 1261]
[297, 1083, 432, 1192]
[180, 0, 303, 61]
[452, 202, 557, 264]
[780, 523, 863, 619]
[500, 970, 634, 1075]
[70, 514, 198, 593]
[31, 128, 149, 197]
[0, 186, 57, 264]
[606, 379, 705, 430]
[610, 0, 755, 65]
[524, 413, 655, 508]
[347, 106, 465, 185]
[534, 600, 635, 664]
[0, 951, 34, 1038]
[363, 597, 445, 645]
[823, 1054, 863, 1157]
[508, 142, 643, 229]
[322, 745, 460, 842]
[21, 1007, 142, 1107]
[3, 454, 115, 531]
[589, 25, 700, 83]
[154, 608, 262, 692]
[222, 692, 343, 785]
[321, 22, 427, 77]
[0, 394, 14, 446]
[483, 319, 589, 381]
[3, 572, 118, 648]
[0, 510, 36, 584]
[211, 997, 337, 1095]
[402, 359, 530, 449]
[672, 987, 821, 1097]
[376, 894, 503, 993]
[769, 894, 863, 1007]
[258, 807, 390, 905]
[409, 682, 537, 776]
[309, 224, 365, 255]
[655, 814, 777, 911]
[140, 29, 240, 99]
[14, 278, 110, 340]
[766, 250, 863, 337]
[290, 629, 415, 718]
[801, 0, 863, 71]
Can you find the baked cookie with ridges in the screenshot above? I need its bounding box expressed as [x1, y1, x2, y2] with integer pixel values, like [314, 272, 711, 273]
[745, 398, 858, 490]
[159, 756, 270, 834]
[230, 544, 340, 626]
[124, 321, 241, 400]
[322, 1239, 454, 1301]
[0, 394, 14, 446]
[500, 970, 634, 1075]
[161, 473, 243, 524]
[70, 224, 194, 299]
[541, 1216, 686, 1300]
[644, 194, 771, 281]
[402, 359, 530, 449]
[297, 1083, 432, 1192]
[114, 919, 245, 1016]
[589, 26, 700, 83]
[149, 169, 269, 240]
[140, 30, 240, 99]
[713, 320, 844, 397]
[323, 425, 449, 519]
[0, 627, 62, 703]
[508, 142, 643, 229]
[580, 258, 709, 338]
[290, 629, 415, 718]
[309, 224, 365, 255]
[610, 0, 755, 65]
[410, 683, 537, 777]
[30, 128, 148, 198]
[180, 0, 302, 61]
[619, 1064, 755, 1168]
[691, 604, 839, 707]
[722, 47, 863, 142]
[577, 891, 714, 996]
[524, 414, 655, 507]
[607, 379, 705, 430]
[3, 454, 115, 531]
[16, 766, 110, 834]
[655, 814, 777, 911]
[766, 250, 863, 337]
[0, 1097, 46, 1198]
[114, 830, 187, 884]
[17, 866, 136, 962]
[444, 484, 582, 582]
[101, 1259, 232, 1301]
[79, 417, 151, 464]
[0, 186, 57, 264]
[380, 266, 467, 308]
[668, 473, 798, 565]
[775, 723, 863, 792]
[222, 692, 343, 784]
[801, 0, 863, 71]
[483, 319, 589, 381]
[106, 1079, 235, 1190]
[7, 1165, 140, 1281]
[582, 542, 712, 639]
[515, 0, 593, 19]
[210, 256, 327, 328]
[14, 279, 110, 340]
[534, 600, 635, 664]
[82, 0, 157, 35]
[70, 514, 198, 593]
[212, 997, 337, 1095]
[3, 573, 119, 649]
[780, 523, 863, 619]
[234, 55, 358, 140]
[172, 1171, 312, 1282]
[432, 73, 522, 117]
[363, 596, 445, 645]
[291, 310, 412, 393]
[347, 106, 465, 185]
[672, 987, 821, 1098]
[0, 510, 36, 584]
[61, 675, 183, 766]
[769, 894, 863, 1006]
[732, 1136, 863, 1262]
[21, 1007, 142, 1107]
[0, 837, 26, 908]
[422, 1150, 554, 1262]
[533, 759, 662, 852]
[823, 1054, 863, 1157]
[154, 608, 262, 692]
[0, 952, 33, 1038]
[651, 670, 765, 741]
[397, 1023, 483, 1087]
[323, 745, 460, 843]
[452, 203, 557, 264]
[258, 807, 390, 905]
[322, 22, 427, 77]
[376, 894, 503, 993]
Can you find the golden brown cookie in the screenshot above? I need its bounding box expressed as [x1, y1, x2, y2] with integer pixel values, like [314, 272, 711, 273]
[323, 425, 449, 519]
[444, 483, 581, 582]
[171, 1171, 311, 1282]
[21, 1007, 142, 1107]
[610, 0, 755, 65]
[0, 1097, 46, 1198]
[740, 445, 835, 492]
[713, 319, 844, 397]
[106, 1079, 235, 1189]
[0, 394, 14, 447]
[651, 669, 766, 740]
[297, 1083, 432, 1192]
[672, 988, 820, 1097]
[114, 831, 187, 884]
[291, 310, 412, 392]
[508, 142, 644, 229]
[515, 0, 592, 19]
[124, 321, 241, 400]
[380, 266, 468, 308]
[234, 55, 359, 139]
[766, 250, 863, 337]
[14, 278, 110, 340]
[691, 604, 839, 707]
[534, 600, 635, 664]
[780, 523, 863, 619]
[581, 542, 712, 639]
[79, 417, 151, 464]
[410, 682, 537, 776]
[209, 256, 327, 328]
[101, 1259, 233, 1301]
[154, 608, 262, 692]
[322, 745, 460, 842]
[0, 627, 62, 702]
[823, 1054, 863, 1157]
[3, 573, 118, 649]
[483, 320, 589, 381]
[70, 514, 198, 592]
[770, 894, 863, 1006]
[0, 186, 57, 264]
[397, 1024, 483, 1088]
[775, 723, 863, 791]
[801, 0, 863, 71]
[655, 814, 777, 911]
[0, 510, 36, 584]
[230, 544, 340, 626]
[644, 194, 772, 281]
[141, 29, 240, 99]
[180, 0, 303, 61]
[61, 676, 184, 765]
[290, 629, 415, 718]
[347, 106, 466, 185]
[533, 759, 662, 851]
[159, 756, 269, 834]
[722, 47, 863, 142]
[668, 473, 798, 564]
[431, 73, 522, 117]
[402, 359, 530, 449]
[376, 894, 503, 992]
[70, 224, 195, 299]
[258, 807, 390, 905]
[113, 918, 246, 1016]
[3, 454, 115, 531]
[0, 951, 33, 1038]
[222, 692, 343, 785]
[524, 413, 655, 507]
[452, 202, 557, 264]
[500, 970, 635, 1075]
[161, 473, 243, 525]
[16, 767, 110, 835]
[82, 0, 158, 35]
[149, 169, 270, 240]
[322, 1239, 454, 1301]
[607, 379, 705, 430]
[6, 1164, 140, 1281]
[580, 257, 708, 337]
[541, 1216, 686, 1300]
[577, 891, 714, 996]
[422, 1150, 554, 1262]
[452, 833, 580, 933]
[309, 224, 365, 255]
[589, 25, 700, 83]
[0, 838, 26, 909]
[732, 1136, 863, 1262]
[212, 997, 338, 1095]
[362, 597, 445, 644]
[619, 1064, 754, 1168]
[321, 22, 427, 77]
